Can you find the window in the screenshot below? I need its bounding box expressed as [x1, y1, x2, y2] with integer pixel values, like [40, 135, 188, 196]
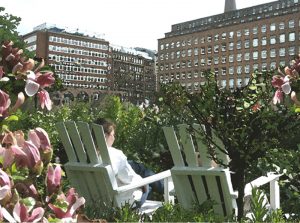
[279, 22, 285, 30]
[261, 24, 267, 33]
[201, 47, 205, 54]
[244, 29, 249, 36]
[229, 67, 234, 75]
[222, 67, 227, 75]
[244, 65, 250, 73]
[261, 50, 267, 59]
[253, 38, 258, 47]
[221, 43, 226, 51]
[244, 52, 250, 61]
[279, 48, 286, 56]
[270, 36, 276, 44]
[237, 53, 242, 62]
[261, 37, 267, 46]
[214, 56, 219, 65]
[237, 66, 242, 74]
[182, 50, 186, 57]
[237, 30, 242, 37]
[222, 32, 227, 39]
[244, 39, 250, 48]
[229, 54, 234, 63]
[214, 34, 219, 41]
[237, 41, 242, 50]
[270, 23, 276, 31]
[214, 45, 219, 53]
[252, 26, 258, 34]
[176, 51, 181, 58]
[253, 63, 259, 71]
[222, 56, 226, 63]
[229, 31, 234, 39]
[289, 46, 295, 55]
[221, 80, 227, 88]
[253, 51, 258, 60]
[207, 35, 212, 42]
[270, 62, 277, 69]
[270, 49, 276, 58]
[229, 79, 234, 88]
[289, 32, 296, 42]
[289, 20, 295, 28]
[280, 34, 286, 43]
[194, 48, 198, 56]
[187, 49, 192, 56]
[229, 42, 234, 50]
[207, 46, 212, 54]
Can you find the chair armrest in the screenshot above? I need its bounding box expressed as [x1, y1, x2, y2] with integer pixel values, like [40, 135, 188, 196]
[116, 170, 172, 193]
[244, 172, 282, 196]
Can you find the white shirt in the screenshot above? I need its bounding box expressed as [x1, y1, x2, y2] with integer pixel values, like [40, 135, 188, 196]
[108, 146, 143, 205]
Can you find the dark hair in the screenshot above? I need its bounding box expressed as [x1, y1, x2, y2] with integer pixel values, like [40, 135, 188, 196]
[94, 118, 116, 135]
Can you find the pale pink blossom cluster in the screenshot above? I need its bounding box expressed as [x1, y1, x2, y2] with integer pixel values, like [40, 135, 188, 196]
[272, 55, 300, 106]
[0, 40, 55, 118]
[0, 128, 85, 222]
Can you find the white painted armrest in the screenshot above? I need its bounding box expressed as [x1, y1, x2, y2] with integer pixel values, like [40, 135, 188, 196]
[117, 170, 172, 193]
[244, 172, 282, 196]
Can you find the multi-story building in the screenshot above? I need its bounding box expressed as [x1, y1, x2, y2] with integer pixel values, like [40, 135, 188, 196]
[22, 23, 113, 102]
[111, 46, 156, 104]
[22, 23, 157, 105]
[158, 0, 300, 91]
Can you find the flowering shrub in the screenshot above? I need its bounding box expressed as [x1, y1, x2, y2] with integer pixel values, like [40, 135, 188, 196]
[0, 40, 85, 222]
[272, 55, 300, 108]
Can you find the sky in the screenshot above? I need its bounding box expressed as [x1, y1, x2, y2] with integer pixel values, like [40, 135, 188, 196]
[2, 0, 275, 51]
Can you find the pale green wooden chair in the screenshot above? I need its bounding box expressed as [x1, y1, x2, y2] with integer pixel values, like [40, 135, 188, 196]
[163, 123, 281, 218]
[56, 121, 174, 214]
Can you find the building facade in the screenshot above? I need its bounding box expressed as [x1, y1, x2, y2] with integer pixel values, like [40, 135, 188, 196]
[23, 24, 112, 92]
[23, 23, 157, 105]
[111, 46, 156, 105]
[157, 0, 300, 92]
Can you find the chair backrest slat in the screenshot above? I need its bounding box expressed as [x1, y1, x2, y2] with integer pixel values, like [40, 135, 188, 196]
[178, 124, 198, 167]
[55, 122, 78, 162]
[162, 126, 185, 166]
[92, 123, 112, 166]
[64, 121, 87, 163]
[77, 121, 101, 164]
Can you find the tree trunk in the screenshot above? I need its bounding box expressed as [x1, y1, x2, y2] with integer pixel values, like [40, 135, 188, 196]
[231, 160, 246, 220]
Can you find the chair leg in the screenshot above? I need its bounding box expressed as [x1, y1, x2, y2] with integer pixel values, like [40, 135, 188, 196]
[270, 179, 280, 209]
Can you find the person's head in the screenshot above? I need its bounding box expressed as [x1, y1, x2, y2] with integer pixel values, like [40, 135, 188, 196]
[94, 118, 116, 147]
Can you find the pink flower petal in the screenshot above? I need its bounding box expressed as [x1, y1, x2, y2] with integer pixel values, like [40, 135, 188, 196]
[25, 79, 40, 96]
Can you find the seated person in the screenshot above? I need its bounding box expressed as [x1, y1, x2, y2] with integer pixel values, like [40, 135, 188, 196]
[95, 118, 158, 207]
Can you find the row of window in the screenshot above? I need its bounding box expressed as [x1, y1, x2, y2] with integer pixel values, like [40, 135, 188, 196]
[160, 33, 297, 61]
[160, 19, 299, 51]
[113, 54, 144, 64]
[49, 45, 108, 58]
[159, 47, 297, 71]
[63, 81, 108, 90]
[49, 36, 108, 50]
[159, 60, 286, 82]
[48, 54, 107, 67]
[50, 63, 107, 75]
[161, 77, 250, 91]
[57, 73, 106, 83]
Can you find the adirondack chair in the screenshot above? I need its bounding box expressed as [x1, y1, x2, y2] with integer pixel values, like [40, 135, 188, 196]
[163, 123, 281, 218]
[56, 121, 174, 214]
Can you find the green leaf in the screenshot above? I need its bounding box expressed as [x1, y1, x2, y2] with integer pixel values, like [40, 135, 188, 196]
[21, 197, 36, 212]
[249, 85, 257, 90]
[244, 101, 250, 108]
[5, 115, 19, 122]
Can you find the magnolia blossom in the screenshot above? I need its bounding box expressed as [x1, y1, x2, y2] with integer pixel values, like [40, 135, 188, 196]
[48, 188, 85, 219]
[271, 75, 291, 104]
[0, 169, 12, 205]
[1, 41, 55, 111]
[0, 90, 11, 118]
[37, 89, 52, 111]
[5, 202, 45, 223]
[46, 164, 62, 195]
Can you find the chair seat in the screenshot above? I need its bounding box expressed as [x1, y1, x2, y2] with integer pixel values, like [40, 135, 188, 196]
[139, 200, 163, 215]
